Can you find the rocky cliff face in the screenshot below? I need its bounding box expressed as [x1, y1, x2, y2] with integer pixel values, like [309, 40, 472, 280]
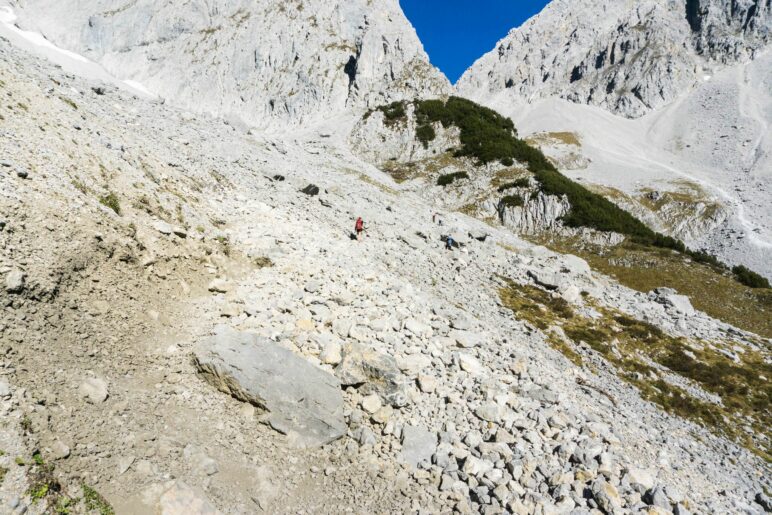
[9, 0, 450, 128]
[457, 0, 770, 118]
[497, 192, 571, 236]
[349, 104, 459, 166]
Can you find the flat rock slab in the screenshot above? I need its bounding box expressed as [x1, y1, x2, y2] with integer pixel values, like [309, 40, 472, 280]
[194, 326, 345, 448]
[400, 425, 437, 467]
[158, 480, 221, 515]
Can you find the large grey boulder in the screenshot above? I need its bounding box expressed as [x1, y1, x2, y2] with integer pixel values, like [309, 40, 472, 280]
[194, 326, 346, 448]
[652, 288, 695, 316]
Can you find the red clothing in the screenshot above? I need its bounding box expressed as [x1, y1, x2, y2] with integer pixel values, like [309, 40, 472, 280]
[355, 219, 364, 232]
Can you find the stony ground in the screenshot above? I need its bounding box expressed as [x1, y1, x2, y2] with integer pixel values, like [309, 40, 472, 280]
[0, 38, 770, 515]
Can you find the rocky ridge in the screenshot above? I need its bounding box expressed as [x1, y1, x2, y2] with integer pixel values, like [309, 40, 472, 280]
[457, 0, 771, 118]
[8, 0, 450, 128]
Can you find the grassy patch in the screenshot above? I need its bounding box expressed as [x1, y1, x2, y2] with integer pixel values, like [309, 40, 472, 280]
[529, 235, 771, 338]
[634, 183, 724, 233]
[526, 131, 582, 147]
[498, 281, 580, 364]
[254, 256, 274, 268]
[499, 280, 771, 460]
[99, 192, 121, 215]
[59, 96, 78, 110]
[357, 173, 397, 195]
[381, 161, 418, 183]
[83, 484, 115, 515]
[437, 171, 469, 187]
[27, 453, 63, 506]
[381, 153, 467, 184]
[0, 466, 7, 485]
[459, 203, 478, 216]
[214, 235, 231, 256]
[498, 281, 574, 331]
[71, 179, 89, 195]
[490, 168, 530, 190]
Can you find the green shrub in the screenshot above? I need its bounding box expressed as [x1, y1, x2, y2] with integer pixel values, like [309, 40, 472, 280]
[500, 195, 524, 208]
[99, 192, 121, 215]
[374, 96, 737, 273]
[437, 171, 469, 187]
[688, 250, 723, 268]
[497, 178, 530, 192]
[415, 96, 518, 166]
[59, 96, 78, 110]
[378, 101, 406, 123]
[732, 265, 770, 289]
[416, 124, 436, 148]
[82, 484, 114, 515]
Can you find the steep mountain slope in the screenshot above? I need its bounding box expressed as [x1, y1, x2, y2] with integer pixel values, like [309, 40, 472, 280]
[457, 0, 770, 118]
[7, 0, 450, 128]
[1, 1, 771, 514]
[1, 37, 770, 514]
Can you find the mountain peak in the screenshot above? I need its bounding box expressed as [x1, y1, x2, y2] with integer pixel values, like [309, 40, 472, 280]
[457, 0, 770, 118]
[12, 0, 450, 127]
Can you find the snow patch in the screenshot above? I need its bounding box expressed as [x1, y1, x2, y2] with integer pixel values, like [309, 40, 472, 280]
[123, 80, 153, 96]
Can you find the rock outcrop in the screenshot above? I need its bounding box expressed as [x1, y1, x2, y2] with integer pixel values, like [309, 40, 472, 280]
[11, 0, 450, 128]
[457, 0, 771, 118]
[350, 103, 458, 166]
[497, 192, 571, 235]
[194, 326, 346, 447]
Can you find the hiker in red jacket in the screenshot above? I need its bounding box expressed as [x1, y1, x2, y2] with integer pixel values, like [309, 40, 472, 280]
[355, 217, 364, 241]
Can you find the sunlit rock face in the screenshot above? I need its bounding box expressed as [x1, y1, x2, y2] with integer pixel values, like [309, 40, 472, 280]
[12, 0, 450, 128]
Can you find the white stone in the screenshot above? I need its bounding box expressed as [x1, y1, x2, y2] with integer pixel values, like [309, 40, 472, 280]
[5, 269, 25, 294]
[360, 393, 382, 414]
[320, 341, 342, 365]
[458, 354, 485, 375]
[417, 374, 437, 394]
[207, 278, 230, 294]
[79, 377, 109, 404]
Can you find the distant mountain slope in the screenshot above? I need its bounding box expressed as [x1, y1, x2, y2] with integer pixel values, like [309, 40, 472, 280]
[457, 0, 770, 118]
[9, 0, 450, 128]
[455, 0, 771, 279]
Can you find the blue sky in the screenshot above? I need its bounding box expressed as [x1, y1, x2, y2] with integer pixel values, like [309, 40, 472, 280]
[400, 0, 550, 84]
